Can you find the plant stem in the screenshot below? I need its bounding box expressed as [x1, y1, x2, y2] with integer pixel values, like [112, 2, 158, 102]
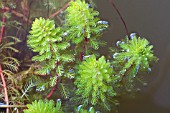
[0, 65, 9, 113]
[49, 0, 73, 19]
[0, 1, 9, 113]
[46, 74, 59, 99]
[0, 105, 27, 108]
[80, 37, 88, 61]
[46, 62, 59, 99]
[0, 7, 32, 24]
[0, 6, 6, 43]
[108, 0, 129, 35]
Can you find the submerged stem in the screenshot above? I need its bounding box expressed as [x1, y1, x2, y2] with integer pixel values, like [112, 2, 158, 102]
[0, 65, 9, 113]
[0, 1, 9, 113]
[108, 0, 129, 35]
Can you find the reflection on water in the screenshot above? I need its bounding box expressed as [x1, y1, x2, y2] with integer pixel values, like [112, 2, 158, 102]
[95, 0, 170, 113]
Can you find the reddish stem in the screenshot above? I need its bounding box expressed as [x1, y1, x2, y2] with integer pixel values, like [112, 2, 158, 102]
[109, 0, 129, 35]
[0, 7, 32, 24]
[46, 62, 59, 99]
[0, 66, 9, 113]
[80, 37, 88, 61]
[46, 74, 59, 99]
[0, 8, 6, 43]
[0, 1, 9, 113]
[49, 0, 73, 19]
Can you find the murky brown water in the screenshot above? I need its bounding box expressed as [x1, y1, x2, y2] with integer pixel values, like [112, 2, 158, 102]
[96, 0, 170, 113]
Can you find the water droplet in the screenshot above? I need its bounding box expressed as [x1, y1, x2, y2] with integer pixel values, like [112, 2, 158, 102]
[116, 41, 121, 46]
[78, 105, 83, 111]
[97, 72, 101, 75]
[87, 4, 91, 8]
[41, 86, 45, 91]
[148, 68, 151, 72]
[63, 32, 68, 36]
[130, 33, 137, 39]
[124, 57, 130, 61]
[97, 21, 108, 25]
[46, 70, 50, 74]
[57, 99, 61, 103]
[99, 28, 104, 31]
[69, 69, 74, 73]
[14, 108, 18, 111]
[83, 55, 91, 60]
[121, 42, 125, 44]
[113, 53, 118, 58]
[96, 111, 100, 113]
[89, 107, 93, 112]
[110, 65, 114, 68]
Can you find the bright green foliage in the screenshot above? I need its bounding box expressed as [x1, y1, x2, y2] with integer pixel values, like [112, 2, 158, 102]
[75, 55, 117, 105]
[24, 99, 63, 113]
[65, 0, 108, 49]
[113, 36, 157, 80]
[27, 17, 74, 75]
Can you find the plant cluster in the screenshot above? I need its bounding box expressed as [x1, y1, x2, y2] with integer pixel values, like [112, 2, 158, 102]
[24, 99, 63, 113]
[75, 55, 117, 105]
[0, 0, 158, 113]
[112, 35, 157, 81]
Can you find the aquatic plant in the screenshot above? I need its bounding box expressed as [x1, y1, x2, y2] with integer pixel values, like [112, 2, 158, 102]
[112, 35, 157, 81]
[65, 0, 108, 61]
[0, 0, 158, 112]
[65, 0, 108, 44]
[75, 55, 118, 106]
[27, 17, 74, 75]
[24, 99, 63, 113]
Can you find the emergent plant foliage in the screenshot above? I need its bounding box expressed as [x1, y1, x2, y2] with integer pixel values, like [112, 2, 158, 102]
[75, 55, 118, 105]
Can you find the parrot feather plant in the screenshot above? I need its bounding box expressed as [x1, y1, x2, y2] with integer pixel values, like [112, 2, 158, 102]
[64, 0, 108, 61]
[74, 55, 119, 110]
[24, 0, 158, 112]
[27, 17, 75, 98]
[112, 34, 158, 89]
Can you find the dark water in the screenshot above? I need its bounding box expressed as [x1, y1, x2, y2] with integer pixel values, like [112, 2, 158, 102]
[95, 0, 170, 113]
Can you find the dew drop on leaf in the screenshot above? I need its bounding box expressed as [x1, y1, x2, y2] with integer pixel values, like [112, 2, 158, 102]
[113, 53, 118, 58]
[116, 41, 121, 46]
[77, 105, 83, 111]
[148, 68, 151, 72]
[89, 107, 93, 112]
[130, 33, 137, 39]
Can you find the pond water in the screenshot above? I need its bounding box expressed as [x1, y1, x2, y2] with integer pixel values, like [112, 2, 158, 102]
[95, 0, 170, 113]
